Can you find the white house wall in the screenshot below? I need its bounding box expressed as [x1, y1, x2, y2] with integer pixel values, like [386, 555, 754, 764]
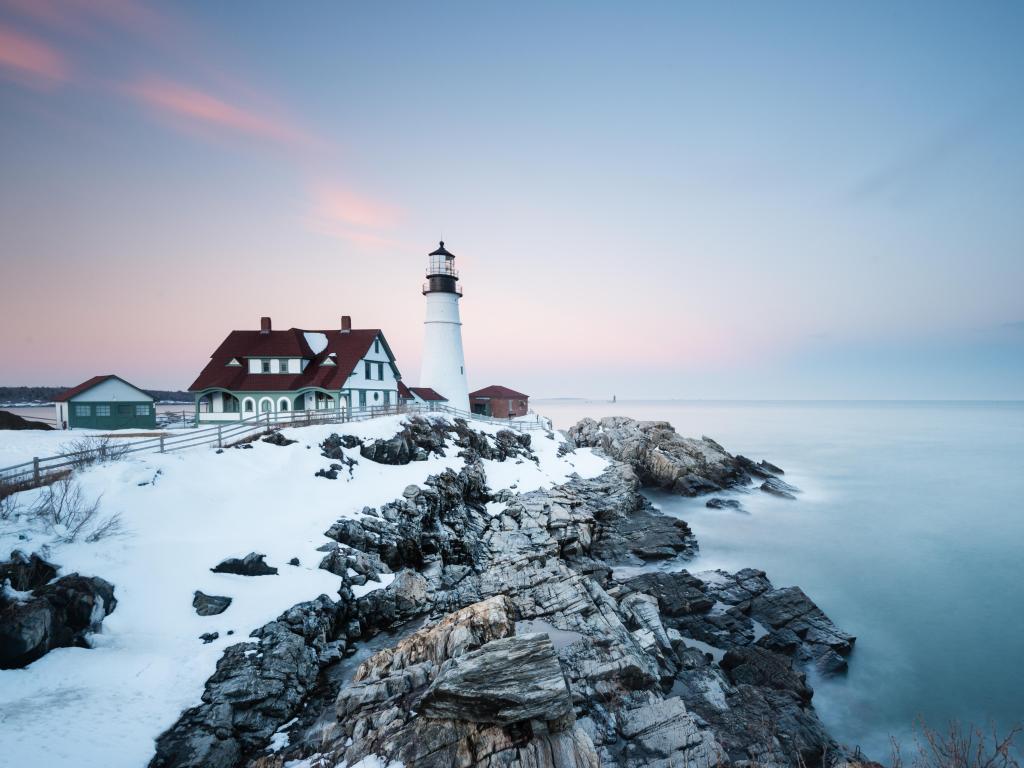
[70, 378, 153, 403]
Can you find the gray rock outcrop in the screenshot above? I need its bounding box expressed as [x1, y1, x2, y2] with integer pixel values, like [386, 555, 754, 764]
[150, 418, 855, 768]
[0, 554, 116, 669]
[568, 417, 798, 499]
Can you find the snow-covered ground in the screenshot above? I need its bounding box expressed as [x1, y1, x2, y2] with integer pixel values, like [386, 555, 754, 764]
[0, 414, 606, 768]
[0, 426, 204, 471]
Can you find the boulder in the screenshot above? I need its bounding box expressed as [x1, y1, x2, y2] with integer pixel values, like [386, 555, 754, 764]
[706, 497, 745, 511]
[261, 431, 297, 447]
[720, 646, 813, 704]
[760, 476, 800, 499]
[0, 550, 58, 591]
[418, 633, 573, 725]
[1, 572, 116, 669]
[192, 591, 232, 617]
[210, 552, 277, 576]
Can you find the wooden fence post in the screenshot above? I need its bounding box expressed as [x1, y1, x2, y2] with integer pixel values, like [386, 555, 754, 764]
[159, 436, 165, 453]
[33, 457, 40, 485]
[217, 426, 223, 448]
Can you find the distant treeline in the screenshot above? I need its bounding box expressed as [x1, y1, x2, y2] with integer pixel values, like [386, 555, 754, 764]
[0, 386, 192, 403]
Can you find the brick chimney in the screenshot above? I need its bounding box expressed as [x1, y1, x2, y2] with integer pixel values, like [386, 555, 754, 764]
[260, 316, 271, 334]
[340, 315, 351, 333]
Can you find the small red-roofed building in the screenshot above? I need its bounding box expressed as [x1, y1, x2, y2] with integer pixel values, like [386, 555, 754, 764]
[469, 386, 529, 419]
[54, 375, 157, 430]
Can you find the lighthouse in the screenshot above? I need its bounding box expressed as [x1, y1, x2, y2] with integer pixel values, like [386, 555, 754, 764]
[419, 240, 469, 411]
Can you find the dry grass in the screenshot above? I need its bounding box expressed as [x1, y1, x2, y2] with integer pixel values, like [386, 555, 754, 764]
[890, 721, 1022, 768]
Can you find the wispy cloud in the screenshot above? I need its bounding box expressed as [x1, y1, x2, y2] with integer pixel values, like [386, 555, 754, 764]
[305, 183, 402, 245]
[125, 77, 315, 148]
[0, 22, 69, 85]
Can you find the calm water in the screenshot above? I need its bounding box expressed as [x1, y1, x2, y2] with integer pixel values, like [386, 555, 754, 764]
[536, 399, 1024, 759]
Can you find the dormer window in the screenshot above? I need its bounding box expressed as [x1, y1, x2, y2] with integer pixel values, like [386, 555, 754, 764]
[279, 358, 290, 374]
[226, 357, 241, 367]
[261, 360, 271, 374]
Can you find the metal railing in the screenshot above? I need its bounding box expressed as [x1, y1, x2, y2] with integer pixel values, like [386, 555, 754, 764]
[0, 402, 551, 487]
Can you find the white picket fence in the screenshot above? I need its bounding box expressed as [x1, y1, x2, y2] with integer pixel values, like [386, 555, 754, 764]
[0, 403, 551, 488]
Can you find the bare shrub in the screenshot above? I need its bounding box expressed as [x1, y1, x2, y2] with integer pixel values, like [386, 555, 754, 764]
[0, 475, 20, 520]
[29, 476, 122, 542]
[63, 436, 130, 470]
[890, 721, 1022, 768]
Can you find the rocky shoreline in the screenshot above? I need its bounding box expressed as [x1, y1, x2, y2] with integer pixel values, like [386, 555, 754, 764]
[142, 415, 864, 768]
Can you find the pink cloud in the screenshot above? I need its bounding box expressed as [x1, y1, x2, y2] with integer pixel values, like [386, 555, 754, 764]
[310, 184, 399, 231]
[125, 77, 314, 147]
[0, 23, 69, 85]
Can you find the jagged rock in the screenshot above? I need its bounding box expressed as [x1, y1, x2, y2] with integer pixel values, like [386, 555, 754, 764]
[706, 497, 745, 511]
[619, 572, 714, 617]
[0, 550, 58, 591]
[319, 433, 362, 461]
[615, 696, 723, 767]
[153, 419, 856, 768]
[261, 431, 297, 447]
[720, 646, 813, 704]
[761, 476, 800, 499]
[199, 632, 218, 644]
[1, 572, 116, 669]
[568, 417, 762, 495]
[210, 552, 278, 576]
[192, 591, 232, 616]
[418, 633, 573, 725]
[759, 460, 784, 475]
[150, 596, 340, 768]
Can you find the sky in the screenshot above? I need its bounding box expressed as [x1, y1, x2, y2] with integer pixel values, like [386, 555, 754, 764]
[1, 1, 1022, 399]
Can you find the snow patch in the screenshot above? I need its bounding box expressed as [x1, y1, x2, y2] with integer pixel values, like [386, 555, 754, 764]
[303, 332, 329, 355]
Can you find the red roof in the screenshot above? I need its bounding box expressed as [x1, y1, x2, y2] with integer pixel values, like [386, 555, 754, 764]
[397, 381, 414, 400]
[469, 385, 529, 400]
[189, 328, 398, 392]
[409, 387, 448, 402]
[54, 375, 152, 402]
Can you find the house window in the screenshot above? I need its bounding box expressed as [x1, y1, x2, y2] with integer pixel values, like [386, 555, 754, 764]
[136, 405, 150, 416]
[359, 390, 366, 407]
[279, 359, 290, 373]
[364, 361, 371, 379]
[373, 391, 380, 402]
[74, 405, 90, 417]
[377, 362, 384, 379]
[96, 405, 111, 416]
[374, 339, 380, 353]
[262, 359, 271, 373]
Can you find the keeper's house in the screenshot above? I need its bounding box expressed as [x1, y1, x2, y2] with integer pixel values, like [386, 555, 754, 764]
[188, 316, 400, 423]
[54, 375, 157, 430]
[469, 385, 530, 419]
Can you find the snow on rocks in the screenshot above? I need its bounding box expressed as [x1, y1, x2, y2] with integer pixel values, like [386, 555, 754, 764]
[0, 414, 605, 768]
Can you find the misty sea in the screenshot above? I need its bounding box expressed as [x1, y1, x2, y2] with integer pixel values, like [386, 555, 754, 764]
[536, 399, 1024, 759]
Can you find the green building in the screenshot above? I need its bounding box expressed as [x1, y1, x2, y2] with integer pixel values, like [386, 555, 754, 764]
[54, 375, 157, 430]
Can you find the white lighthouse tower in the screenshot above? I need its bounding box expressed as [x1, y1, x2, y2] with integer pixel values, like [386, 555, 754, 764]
[419, 240, 469, 411]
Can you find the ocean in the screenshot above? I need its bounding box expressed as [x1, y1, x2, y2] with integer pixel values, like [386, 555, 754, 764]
[535, 399, 1024, 759]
